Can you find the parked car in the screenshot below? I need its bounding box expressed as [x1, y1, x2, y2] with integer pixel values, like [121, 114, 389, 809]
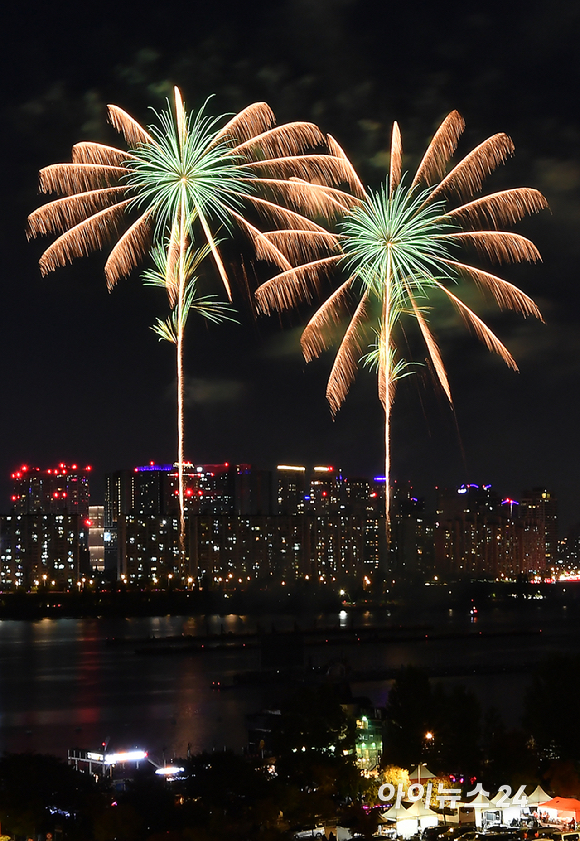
[535, 833, 579, 841]
[423, 828, 451, 841]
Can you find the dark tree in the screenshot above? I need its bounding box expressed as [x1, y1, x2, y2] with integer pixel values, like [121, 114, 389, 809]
[482, 707, 539, 791]
[0, 752, 97, 838]
[117, 765, 177, 834]
[384, 666, 434, 768]
[432, 683, 482, 777]
[524, 653, 580, 761]
[384, 668, 483, 777]
[183, 750, 283, 838]
[92, 803, 143, 841]
[271, 684, 360, 824]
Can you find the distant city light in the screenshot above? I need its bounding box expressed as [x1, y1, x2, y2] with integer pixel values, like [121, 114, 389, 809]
[134, 464, 173, 472]
[105, 750, 147, 765]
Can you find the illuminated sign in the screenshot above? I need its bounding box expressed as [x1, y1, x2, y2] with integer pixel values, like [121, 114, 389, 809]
[105, 750, 147, 765]
[155, 766, 184, 776]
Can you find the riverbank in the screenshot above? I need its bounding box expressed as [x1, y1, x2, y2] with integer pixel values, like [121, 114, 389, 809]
[0, 578, 579, 619]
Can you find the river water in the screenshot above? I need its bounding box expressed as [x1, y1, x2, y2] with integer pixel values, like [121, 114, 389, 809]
[0, 600, 578, 762]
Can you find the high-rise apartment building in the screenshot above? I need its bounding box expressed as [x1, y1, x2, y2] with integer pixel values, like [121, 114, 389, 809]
[104, 462, 276, 580]
[102, 462, 381, 585]
[11, 463, 91, 516]
[434, 483, 546, 578]
[0, 511, 89, 588]
[1, 463, 92, 588]
[521, 487, 558, 568]
[277, 465, 307, 515]
[4, 458, 553, 588]
[104, 463, 181, 579]
[389, 482, 434, 579]
[88, 505, 105, 572]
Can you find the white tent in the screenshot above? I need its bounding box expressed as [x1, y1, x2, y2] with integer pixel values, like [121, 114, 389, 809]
[490, 791, 522, 826]
[409, 764, 436, 783]
[527, 785, 551, 807]
[378, 803, 413, 837]
[466, 793, 494, 808]
[397, 800, 440, 837]
[381, 804, 410, 821]
[457, 793, 494, 828]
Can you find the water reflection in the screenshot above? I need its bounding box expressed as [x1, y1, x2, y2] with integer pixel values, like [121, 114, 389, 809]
[0, 605, 577, 759]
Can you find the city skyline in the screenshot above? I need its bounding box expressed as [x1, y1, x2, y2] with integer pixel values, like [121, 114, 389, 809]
[2, 457, 561, 523]
[0, 459, 560, 589]
[2, 2, 580, 535]
[3, 5, 580, 823]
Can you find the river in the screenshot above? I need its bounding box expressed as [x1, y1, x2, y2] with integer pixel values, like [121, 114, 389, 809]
[0, 599, 578, 762]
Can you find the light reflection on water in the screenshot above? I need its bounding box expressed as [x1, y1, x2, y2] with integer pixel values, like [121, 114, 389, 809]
[0, 603, 577, 760]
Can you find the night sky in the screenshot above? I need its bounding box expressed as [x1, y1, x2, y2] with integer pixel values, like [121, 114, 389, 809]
[2, 0, 580, 531]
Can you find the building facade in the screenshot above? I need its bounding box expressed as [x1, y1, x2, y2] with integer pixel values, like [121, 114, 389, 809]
[0, 464, 92, 588]
[103, 462, 382, 586]
[434, 484, 550, 578]
[1, 463, 555, 587]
